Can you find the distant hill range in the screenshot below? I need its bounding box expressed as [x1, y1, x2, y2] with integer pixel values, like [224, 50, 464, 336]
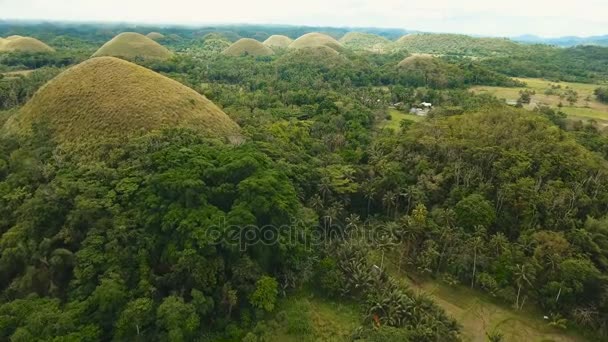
[512, 34, 608, 47]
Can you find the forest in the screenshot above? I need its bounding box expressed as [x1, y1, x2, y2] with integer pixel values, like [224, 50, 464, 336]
[0, 22, 608, 342]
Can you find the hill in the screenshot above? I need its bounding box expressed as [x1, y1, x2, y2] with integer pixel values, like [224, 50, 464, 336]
[339, 32, 390, 52]
[222, 38, 274, 56]
[146, 32, 165, 40]
[0, 36, 54, 53]
[263, 35, 293, 49]
[397, 53, 434, 67]
[289, 32, 343, 51]
[394, 33, 522, 56]
[277, 46, 347, 68]
[513, 34, 608, 47]
[6, 57, 240, 143]
[92, 32, 173, 60]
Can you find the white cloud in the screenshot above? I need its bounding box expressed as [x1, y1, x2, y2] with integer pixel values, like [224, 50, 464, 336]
[0, 0, 606, 37]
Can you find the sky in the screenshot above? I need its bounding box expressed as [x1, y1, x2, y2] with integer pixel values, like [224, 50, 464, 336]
[0, 0, 606, 38]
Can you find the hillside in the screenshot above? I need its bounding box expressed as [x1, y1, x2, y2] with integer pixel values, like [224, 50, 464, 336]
[339, 32, 390, 52]
[92, 32, 173, 60]
[222, 38, 274, 56]
[289, 32, 343, 51]
[6, 57, 240, 143]
[263, 35, 293, 48]
[0, 36, 54, 53]
[146, 32, 165, 40]
[394, 33, 522, 56]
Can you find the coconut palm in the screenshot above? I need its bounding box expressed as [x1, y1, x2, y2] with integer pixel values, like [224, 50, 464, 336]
[513, 264, 534, 310]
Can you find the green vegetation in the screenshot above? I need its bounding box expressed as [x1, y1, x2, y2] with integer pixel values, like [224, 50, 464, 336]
[1, 22, 608, 342]
[289, 32, 343, 51]
[339, 32, 390, 52]
[263, 35, 293, 49]
[92, 32, 173, 60]
[472, 78, 608, 122]
[6, 57, 240, 144]
[595, 87, 608, 103]
[394, 33, 522, 56]
[222, 38, 274, 56]
[381, 108, 423, 130]
[0, 36, 55, 53]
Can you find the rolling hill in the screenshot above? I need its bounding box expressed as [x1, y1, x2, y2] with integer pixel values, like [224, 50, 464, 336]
[92, 32, 173, 60]
[146, 32, 165, 40]
[222, 38, 274, 56]
[289, 32, 343, 51]
[394, 33, 522, 56]
[0, 36, 54, 53]
[6, 57, 240, 143]
[339, 32, 390, 52]
[263, 35, 293, 49]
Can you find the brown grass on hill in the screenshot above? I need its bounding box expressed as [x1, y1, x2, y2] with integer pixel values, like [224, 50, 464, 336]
[397, 54, 434, 67]
[92, 32, 173, 60]
[289, 32, 343, 51]
[146, 32, 166, 40]
[6, 57, 240, 144]
[263, 35, 293, 48]
[5, 35, 23, 40]
[222, 38, 274, 56]
[0, 36, 54, 53]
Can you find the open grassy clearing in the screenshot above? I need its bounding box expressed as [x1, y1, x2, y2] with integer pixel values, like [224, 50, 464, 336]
[380, 108, 424, 130]
[260, 293, 361, 342]
[372, 252, 587, 342]
[471, 78, 608, 124]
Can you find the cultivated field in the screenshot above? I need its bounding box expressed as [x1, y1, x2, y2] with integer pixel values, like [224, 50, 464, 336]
[472, 78, 608, 125]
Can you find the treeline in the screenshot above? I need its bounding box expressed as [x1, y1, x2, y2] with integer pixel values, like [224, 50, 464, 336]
[480, 45, 608, 83]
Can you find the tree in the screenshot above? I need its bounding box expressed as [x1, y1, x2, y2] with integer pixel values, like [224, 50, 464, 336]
[513, 264, 535, 310]
[115, 298, 154, 339]
[594, 87, 608, 103]
[249, 276, 279, 312]
[455, 194, 495, 231]
[156, 296, 200, 342]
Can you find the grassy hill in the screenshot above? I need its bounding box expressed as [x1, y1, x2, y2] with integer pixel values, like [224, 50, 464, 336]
[92, 32, 173, 60]
[289, 32, 343, 51]
[5, 57, 240, 144]
[339, 32, 390, 52]
[222, 38, 274, 56]
[263, 35, 293, 49]
[0, 36, 54, 53]
[146, 32, 165, 40]
[397, 53, 434, 67]
[277, 46, 346, 67]
[394, 33, 522, 56]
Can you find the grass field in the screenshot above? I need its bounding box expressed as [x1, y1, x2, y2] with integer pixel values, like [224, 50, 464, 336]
[260, 294, 361, 342]
[471, 78, 608, 125]
[380, 108, 424, 130]
[373, 252, 587, 342]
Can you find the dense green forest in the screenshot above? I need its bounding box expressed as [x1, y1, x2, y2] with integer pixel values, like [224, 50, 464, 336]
[1, 22, 608, 341]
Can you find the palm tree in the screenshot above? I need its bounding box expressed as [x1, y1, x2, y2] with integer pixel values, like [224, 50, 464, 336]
[468, 229, 486, 289]
[363, 184, 375, 217]
[382, 191, 397, 217]
[513, 264, 534, 310]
